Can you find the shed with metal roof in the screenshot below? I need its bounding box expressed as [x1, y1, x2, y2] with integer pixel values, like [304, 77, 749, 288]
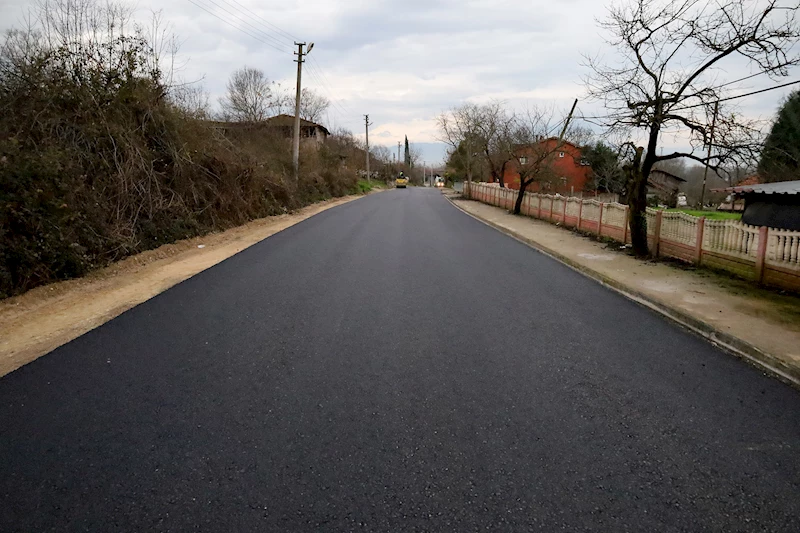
[716, 180, 800, 230]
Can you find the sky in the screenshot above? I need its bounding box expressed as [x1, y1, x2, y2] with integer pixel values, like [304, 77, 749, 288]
[2, 0, 799, 166]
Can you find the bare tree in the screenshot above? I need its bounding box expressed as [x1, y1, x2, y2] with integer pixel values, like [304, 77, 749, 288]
[508, 107, 588, 214]
[270, 85, 329, 123]
[585, 0, 800, 255]
[474, 102, 516, 187]
[220, 66, 273, 122]
[171, 82, 211, 119]
[437, 104, 485, 184]
[299, 88, 330, 123]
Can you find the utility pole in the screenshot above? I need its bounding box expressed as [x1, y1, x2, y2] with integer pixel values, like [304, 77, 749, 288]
[364, 114, 372, 183]
[558, 98, 579, 141]
[699, 100, 719, 208]
[397, 142, 401, 169]
[292, 42, 313, 181]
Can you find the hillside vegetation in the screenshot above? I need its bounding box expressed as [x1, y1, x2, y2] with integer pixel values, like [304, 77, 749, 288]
[0, 1, 363, 298]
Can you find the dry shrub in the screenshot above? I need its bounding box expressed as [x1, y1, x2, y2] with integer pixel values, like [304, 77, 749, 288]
[0, 0, 358, 298]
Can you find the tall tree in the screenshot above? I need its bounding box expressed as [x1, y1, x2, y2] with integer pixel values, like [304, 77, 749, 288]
[585, 0, 800, 255]
[759, 90, 800, 183]
[219, 66, 273, 122]
[583, 141, 626, 196]
[436, 104, 484, 184]
[474, 102, 516, 188]
[404, 136, 411, 167]
[272, 86, 330, 122]
[508, 107, 588, 215]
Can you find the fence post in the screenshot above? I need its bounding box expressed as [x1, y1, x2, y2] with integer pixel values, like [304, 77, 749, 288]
[562, 198, 568, 225]
[550, 196, 555, 222]
[598, 203, 605, 237]
[653, 210, 663, 257]
[695, 217, 705, 265]
[537, 195, 542, 218]
[755, 226, 769, 284]
[577, 200, 583, 231]
[623, 206, 629, 244]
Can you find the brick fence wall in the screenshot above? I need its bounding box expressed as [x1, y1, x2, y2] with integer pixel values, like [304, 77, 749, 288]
[465, 182, 800, 293]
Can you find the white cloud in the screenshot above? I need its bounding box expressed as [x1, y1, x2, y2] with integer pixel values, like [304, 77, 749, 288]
[2, 0, 798, 165]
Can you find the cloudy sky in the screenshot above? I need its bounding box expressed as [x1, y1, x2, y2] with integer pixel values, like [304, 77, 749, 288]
[2, 0, 798, 165]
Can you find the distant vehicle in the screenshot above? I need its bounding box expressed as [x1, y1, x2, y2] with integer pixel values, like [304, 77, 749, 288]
[434, 176, 444, 188]
[396, 174, 408, 188]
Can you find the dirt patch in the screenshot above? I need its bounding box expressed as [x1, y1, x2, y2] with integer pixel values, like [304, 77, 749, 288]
[0, 193, 373, 377]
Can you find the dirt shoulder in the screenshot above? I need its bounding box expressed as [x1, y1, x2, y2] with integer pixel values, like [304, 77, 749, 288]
[0, 193, 375, 377]
[449, 194, 800, 386]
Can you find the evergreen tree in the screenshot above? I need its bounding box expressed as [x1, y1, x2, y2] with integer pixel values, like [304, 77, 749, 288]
[759, 90, 800, 183]
[404, 136, 411, 167]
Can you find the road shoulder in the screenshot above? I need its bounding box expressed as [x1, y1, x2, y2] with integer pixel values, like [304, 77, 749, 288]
[446, 193, 800, 388]
[0, 193, 377, 377]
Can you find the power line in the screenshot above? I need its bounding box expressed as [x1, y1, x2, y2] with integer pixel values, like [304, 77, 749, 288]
[673, 79, 800, 111]
[304, 61, 350, 116]
[188, 0, 352, 121]
[305, 59, 349, 113]
[214, 0, 293, 50]
[575, 79, 800, 120]
[711, 70, 774, 90]
[222, 0, 300, 43]
[193, 0, 291, 53]
[187, 0, 289, 54]
[309, 56, 338, 96]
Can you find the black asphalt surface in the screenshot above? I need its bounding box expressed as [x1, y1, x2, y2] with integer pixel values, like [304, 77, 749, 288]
[2, 188, 800, 532]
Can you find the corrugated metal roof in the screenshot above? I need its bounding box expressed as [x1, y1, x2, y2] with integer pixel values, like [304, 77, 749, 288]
[717, 180, 800, 195]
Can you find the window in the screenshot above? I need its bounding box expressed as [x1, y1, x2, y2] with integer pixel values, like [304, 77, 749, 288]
[519, 157, 528, 165]
[580, 158, 590, 166]
[559, 152, 565, 158]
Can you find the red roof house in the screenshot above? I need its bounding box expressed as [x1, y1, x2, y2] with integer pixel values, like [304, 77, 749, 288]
[498, 139, 591, 195]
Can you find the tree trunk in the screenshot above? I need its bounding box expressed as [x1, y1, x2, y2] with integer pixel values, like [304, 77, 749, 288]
[497, 160, 507, 188]
[628, 109, 661, 256]
[626, 146, 648, 256]
[514, 179, 531, 215]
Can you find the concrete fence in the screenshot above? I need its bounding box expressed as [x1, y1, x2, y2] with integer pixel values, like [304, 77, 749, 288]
[464, 182, 800, 292]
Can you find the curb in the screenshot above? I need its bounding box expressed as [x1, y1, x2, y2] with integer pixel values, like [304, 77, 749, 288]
[445, 195, 800, 390]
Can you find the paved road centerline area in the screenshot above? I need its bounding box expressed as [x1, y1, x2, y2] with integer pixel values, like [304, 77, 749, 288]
[2, 188, 799, 531]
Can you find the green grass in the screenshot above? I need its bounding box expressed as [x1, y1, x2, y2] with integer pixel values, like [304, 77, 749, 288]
[667, 209, 741, 220]
[354, 179, 373, 194]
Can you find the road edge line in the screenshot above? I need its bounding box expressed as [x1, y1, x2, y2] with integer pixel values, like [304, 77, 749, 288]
[0, 190, 384, 378]
[444, 194, 800, 390]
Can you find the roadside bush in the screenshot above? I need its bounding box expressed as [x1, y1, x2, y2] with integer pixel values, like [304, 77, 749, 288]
[355, 180, 374, 194]
[0, 0, 358, 298]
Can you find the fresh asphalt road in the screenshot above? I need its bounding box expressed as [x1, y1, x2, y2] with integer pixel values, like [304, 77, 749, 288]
[2, 188, 800, 532]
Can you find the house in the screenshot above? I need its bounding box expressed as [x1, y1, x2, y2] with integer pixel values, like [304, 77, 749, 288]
[716, 180, 800, 231]
[717, 174, 760, 212]
[263, 114, 330, 145]
[500, 139, 591, 195]
[208, 114, 330, 145]
[648, 169, 685, 207]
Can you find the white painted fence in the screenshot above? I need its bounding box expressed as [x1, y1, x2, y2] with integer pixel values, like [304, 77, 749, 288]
[464, 182, 800, 292]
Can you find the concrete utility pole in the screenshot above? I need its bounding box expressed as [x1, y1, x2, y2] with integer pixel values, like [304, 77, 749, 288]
[558, 99, 579, 141]
[397, 142, 401, 168]
[699, 100, 719, 208]
[364, 114, 372, 183]
[292, 42, 313, 181]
